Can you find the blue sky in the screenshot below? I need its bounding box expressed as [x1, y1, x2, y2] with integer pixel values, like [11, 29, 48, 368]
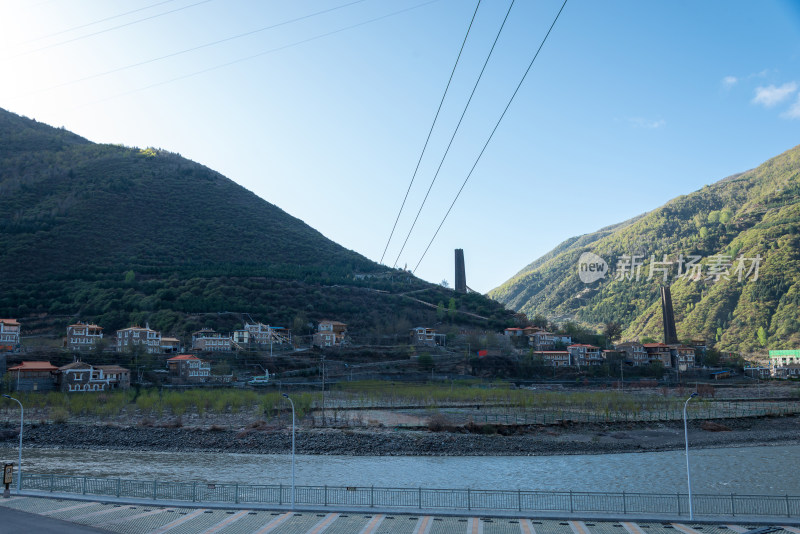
[1, 0, 799, 293]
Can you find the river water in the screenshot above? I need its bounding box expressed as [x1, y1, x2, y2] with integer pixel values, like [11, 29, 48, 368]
[1, 445, 797, 495]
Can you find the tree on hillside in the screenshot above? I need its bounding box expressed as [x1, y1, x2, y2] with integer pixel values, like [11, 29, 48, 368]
[757, 326, 767, 347]
[604, 321, 622, 343]
[531, 313, 548, 328]
[447, 298, 457, 321]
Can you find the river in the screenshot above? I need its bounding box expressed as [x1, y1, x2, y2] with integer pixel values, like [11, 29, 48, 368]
[1, 445, 797, 495]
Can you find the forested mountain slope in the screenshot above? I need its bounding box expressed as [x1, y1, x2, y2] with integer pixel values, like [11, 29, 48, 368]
[0, 108, 513, 336]
[489, 144, 800, 351]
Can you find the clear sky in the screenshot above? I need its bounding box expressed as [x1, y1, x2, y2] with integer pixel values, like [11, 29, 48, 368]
[1, 0, 799, 293]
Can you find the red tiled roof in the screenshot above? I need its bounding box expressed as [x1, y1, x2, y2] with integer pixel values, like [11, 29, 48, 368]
[568, 344, 599, 349]
[8, 361, 58, 371]
[0, 319, 20, 326]
[643, 343, 670, 348]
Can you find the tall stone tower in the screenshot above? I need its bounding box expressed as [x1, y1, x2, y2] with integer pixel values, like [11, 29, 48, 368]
[661, 286, 678, 345]
[454, 249, 466, 293]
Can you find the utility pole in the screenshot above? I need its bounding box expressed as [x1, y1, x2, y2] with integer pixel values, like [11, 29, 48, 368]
[321, 354, 326, 426]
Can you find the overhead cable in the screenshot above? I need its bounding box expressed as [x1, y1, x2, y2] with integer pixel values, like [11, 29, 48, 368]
[413, 0, 569, 273]
[14, 0, 369, 99]
[5, 0, 215, 60]
[16, 0, 178, 45]
[76, 0, 442, 109]
[378, 0, 482, 265]
[391, 0, 516, 269]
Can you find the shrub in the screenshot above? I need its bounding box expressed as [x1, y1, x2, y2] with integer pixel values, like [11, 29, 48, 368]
[51, 407, 68, 424]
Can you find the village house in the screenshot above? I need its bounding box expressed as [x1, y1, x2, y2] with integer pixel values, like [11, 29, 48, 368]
[772, 363, 800, 379]
[669, 344, 696, 369]
[235, 323, 292, 348]
[191, 329, 232, 352]
[643, 343, 673, 368]
[313, 320, 348, 348]
[503, 328, 525, 337]
[65, 322, 104, 351]
[532, 350, 571, 367]
[160, 337, 181, 353]
[57, 361, 131, 392]
[615, 341, 649, 366]
[526, 329, 572, 350]
[567, 344, 603, 366]
[166, 354, 211, 384]
[7, 361, 58, 391]
[0, 319, 21, 352]
[116, 325, 162, 354]
[410, 327, 446, 347]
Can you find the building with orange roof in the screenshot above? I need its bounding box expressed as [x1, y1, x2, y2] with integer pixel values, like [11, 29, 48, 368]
[7, 361, 58, 391]
[166, 354, 210, 384]
[0, 318, 20, 352]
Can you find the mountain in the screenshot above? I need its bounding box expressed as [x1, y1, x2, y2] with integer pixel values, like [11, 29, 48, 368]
[489, 144, 800, 352]
[0, 108, 513, 337]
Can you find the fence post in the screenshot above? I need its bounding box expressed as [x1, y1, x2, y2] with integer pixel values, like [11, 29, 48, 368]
[192, 482, 196, 503]
[50, 474, 54, 493]
[786, 495, 791, 518]
[235, 484, 239, 504]
[518, 489, 522, 512]
[467, 488, 471, 511]
[622, 491, 626, 514]
[419, 487, 422, 509]
[83, 477, 87, 495]
[570, 491, 574, 513]
[677, 493, 681, 516]
[370, 486, 374, 508]
[731, 493, 735, 516]
[279, 484, 282, 506]
[153, 480, 157, 500]
[117, 478, 121, 498]
[324, 485, 327, 507]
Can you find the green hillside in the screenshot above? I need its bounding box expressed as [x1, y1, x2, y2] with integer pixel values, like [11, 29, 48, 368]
[489, 144, 800, 352]
[0, 108, 513, 337]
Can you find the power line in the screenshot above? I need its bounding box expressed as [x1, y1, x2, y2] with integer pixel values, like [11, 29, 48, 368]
[378, 0, 482, 265]
[5, 0, 216, 60]
[413, 0, 569, 274]
[14, 0, 369, 99]
[75, 0, 442, 109]
[391, 0, 516, 269]
[17, 0, 178, 45]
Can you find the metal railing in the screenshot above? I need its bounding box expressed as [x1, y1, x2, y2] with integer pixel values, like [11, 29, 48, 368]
[16, 473, 800, 518]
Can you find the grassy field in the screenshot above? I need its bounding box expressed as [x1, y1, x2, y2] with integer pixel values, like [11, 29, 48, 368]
[0, 381, 796, 427]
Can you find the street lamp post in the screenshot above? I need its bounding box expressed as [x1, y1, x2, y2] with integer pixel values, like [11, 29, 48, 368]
[2, 395, 23, 492]
[683, 392, 698, 520]
[281, 393, 295, 510]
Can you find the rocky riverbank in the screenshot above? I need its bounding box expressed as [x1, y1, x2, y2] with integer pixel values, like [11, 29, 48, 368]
[1, 414, 799, 456]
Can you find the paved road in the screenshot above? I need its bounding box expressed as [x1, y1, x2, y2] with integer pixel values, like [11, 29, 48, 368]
[0, 506, 112, 533]
[3, 495, 800, 534]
